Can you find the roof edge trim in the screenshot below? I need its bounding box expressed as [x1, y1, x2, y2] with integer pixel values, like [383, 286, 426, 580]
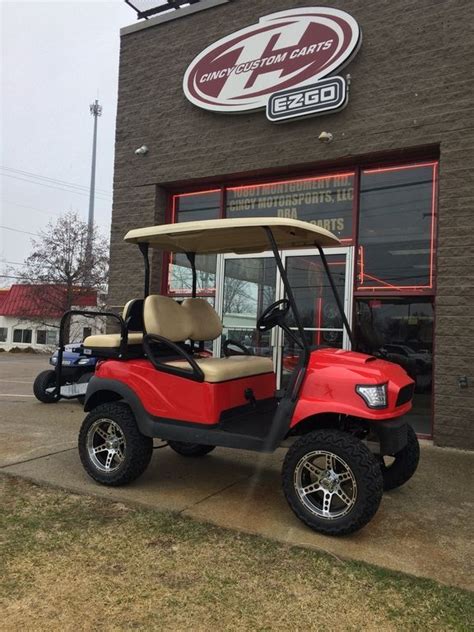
[121, 0, 230, 37]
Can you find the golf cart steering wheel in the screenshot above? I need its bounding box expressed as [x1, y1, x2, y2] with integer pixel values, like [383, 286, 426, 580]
[223, 339, 252, 357]
[257, 299, 291, 332]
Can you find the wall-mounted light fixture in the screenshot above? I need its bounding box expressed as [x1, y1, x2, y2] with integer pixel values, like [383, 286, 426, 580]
[134, 145, 149, 156]
[318, 131, 333, 143]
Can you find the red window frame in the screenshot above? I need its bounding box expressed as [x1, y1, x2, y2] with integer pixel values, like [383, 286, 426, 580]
[163, 158, 439, 301]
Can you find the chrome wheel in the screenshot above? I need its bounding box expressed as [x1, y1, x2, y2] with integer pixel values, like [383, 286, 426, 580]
[294, 450, 357, 520]
[86, 418, 126, 473]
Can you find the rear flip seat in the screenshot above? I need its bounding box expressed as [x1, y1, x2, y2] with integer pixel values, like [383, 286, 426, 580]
[83, 299, 144, 357]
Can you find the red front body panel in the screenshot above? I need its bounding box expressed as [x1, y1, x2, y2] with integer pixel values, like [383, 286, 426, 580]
[291, 349, 414, 427]
[95, 359, 276, 424]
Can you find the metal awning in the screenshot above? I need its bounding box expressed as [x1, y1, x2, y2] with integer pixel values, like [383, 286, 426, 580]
[124, 0, 203, 20]
[124, 217, 340, 254]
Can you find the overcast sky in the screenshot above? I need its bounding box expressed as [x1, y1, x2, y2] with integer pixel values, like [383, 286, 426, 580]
[1, 0, 135, 284]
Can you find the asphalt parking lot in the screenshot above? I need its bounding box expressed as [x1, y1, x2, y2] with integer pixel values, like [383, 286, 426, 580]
[1, 352, 473, 591]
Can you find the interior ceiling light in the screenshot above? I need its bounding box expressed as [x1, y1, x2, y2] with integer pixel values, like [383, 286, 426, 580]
[389, 249, 430, 256]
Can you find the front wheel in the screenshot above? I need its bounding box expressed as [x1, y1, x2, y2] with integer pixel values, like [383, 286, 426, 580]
[33, 370, 58, 403]
[78, 402, 153, 486]
[168, 441, 215, 457]
[282, 430, 383, 536]
[379, 424, 420, 491]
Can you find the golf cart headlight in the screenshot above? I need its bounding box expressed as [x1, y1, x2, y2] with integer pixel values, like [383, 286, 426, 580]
[78, 358, 90, 365]
[356, 384, 387, 409]
[51, 356, 57, 365]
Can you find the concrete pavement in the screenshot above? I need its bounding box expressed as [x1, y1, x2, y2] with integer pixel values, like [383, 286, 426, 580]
[1, 354, 473, 591]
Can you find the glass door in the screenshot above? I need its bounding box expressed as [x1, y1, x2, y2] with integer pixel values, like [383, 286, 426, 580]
[214, 248, 354, 387]
[214, 253, 277, 363]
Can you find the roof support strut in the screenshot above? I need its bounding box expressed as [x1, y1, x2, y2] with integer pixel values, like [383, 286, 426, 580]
[139, 243, 150, 298]
[316, 244, 355, 348]
[185, 252, 197, 298]
[263, 227, 310, 362]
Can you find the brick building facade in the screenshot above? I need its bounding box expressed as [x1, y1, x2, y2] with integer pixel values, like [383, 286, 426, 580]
[109, 0, 474, 449]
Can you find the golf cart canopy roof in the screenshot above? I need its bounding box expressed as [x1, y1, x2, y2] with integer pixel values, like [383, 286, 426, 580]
[124, 218, 340, 254]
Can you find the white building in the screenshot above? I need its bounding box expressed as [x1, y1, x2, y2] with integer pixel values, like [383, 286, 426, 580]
[0, 285, 104, 351]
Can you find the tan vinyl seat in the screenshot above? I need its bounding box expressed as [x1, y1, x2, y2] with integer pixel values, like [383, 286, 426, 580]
[83, 299, 144, 349]
[83, 332, 143, 348]
[143, 295, 274, 382]
[165, 355, 273, 383]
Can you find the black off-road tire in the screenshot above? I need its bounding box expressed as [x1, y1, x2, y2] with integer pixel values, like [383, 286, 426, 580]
[282, 429, 383, 536]
[380, 424, 420, 491]
[33, 370, 58, 403]
[168, 441, 215, 457]
[78, 402, 153, 486]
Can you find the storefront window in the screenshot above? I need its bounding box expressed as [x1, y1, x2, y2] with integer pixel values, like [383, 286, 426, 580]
[355, 297, 434, 436]
[226, 172, 355, 241]
[173, 190, 220, 223]
[357, 163, 437, 292]
[169, 190, 221, 294]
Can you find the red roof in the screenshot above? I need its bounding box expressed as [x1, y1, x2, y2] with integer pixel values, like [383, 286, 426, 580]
[0, 289, 9, 311]
[0, 284, 97, 318]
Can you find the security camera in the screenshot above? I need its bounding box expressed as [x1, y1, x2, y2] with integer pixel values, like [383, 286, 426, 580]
[318, 131, 333, 143]
[134, 145, 149, 155]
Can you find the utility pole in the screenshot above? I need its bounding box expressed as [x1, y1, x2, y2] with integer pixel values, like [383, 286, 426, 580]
[88, 99, 102, 237]
[85, 99, 102, 276]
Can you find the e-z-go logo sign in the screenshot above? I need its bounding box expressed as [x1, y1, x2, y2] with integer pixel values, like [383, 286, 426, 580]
[183, 7, 361, 122]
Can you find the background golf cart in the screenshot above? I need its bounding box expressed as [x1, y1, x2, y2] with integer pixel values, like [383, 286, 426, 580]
[33, 342, 97, 404]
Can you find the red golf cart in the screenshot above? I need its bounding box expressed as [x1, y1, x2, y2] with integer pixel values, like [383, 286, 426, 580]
[61, 218, 419, 536]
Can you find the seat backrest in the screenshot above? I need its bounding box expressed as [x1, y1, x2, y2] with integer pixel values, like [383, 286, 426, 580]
[122, 299, 144, 332]
[144, 295, 192, 342]
[143, 296, 223, 342]
[181, 298, 222, 341]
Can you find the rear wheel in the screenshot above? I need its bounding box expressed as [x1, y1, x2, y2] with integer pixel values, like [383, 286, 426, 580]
[379, 424, 420, 490]
[78, 402, 153, 486]
[282, 429, 383, 536]
[33, 370, 58, 403]
[168, 441, 215, 457]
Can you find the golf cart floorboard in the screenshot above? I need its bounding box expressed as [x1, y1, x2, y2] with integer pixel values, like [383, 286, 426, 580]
[151, 398, 281, 452]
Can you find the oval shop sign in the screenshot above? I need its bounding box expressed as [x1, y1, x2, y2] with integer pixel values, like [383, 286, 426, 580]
[183, 7, 361, 120]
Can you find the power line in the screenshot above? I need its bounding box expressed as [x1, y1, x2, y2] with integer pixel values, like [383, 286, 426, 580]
[0, 225, 38, 236]
[1, 173, 112, 201]
[0, 165, 112, 196]
[3, 201, 112, 233]
[3, 200, 64, 217]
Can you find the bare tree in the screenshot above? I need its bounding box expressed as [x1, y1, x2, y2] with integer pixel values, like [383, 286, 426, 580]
[19, 211, 109, 341]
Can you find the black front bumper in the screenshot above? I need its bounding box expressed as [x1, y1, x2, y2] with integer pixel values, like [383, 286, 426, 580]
[370, 418, 408, 455]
